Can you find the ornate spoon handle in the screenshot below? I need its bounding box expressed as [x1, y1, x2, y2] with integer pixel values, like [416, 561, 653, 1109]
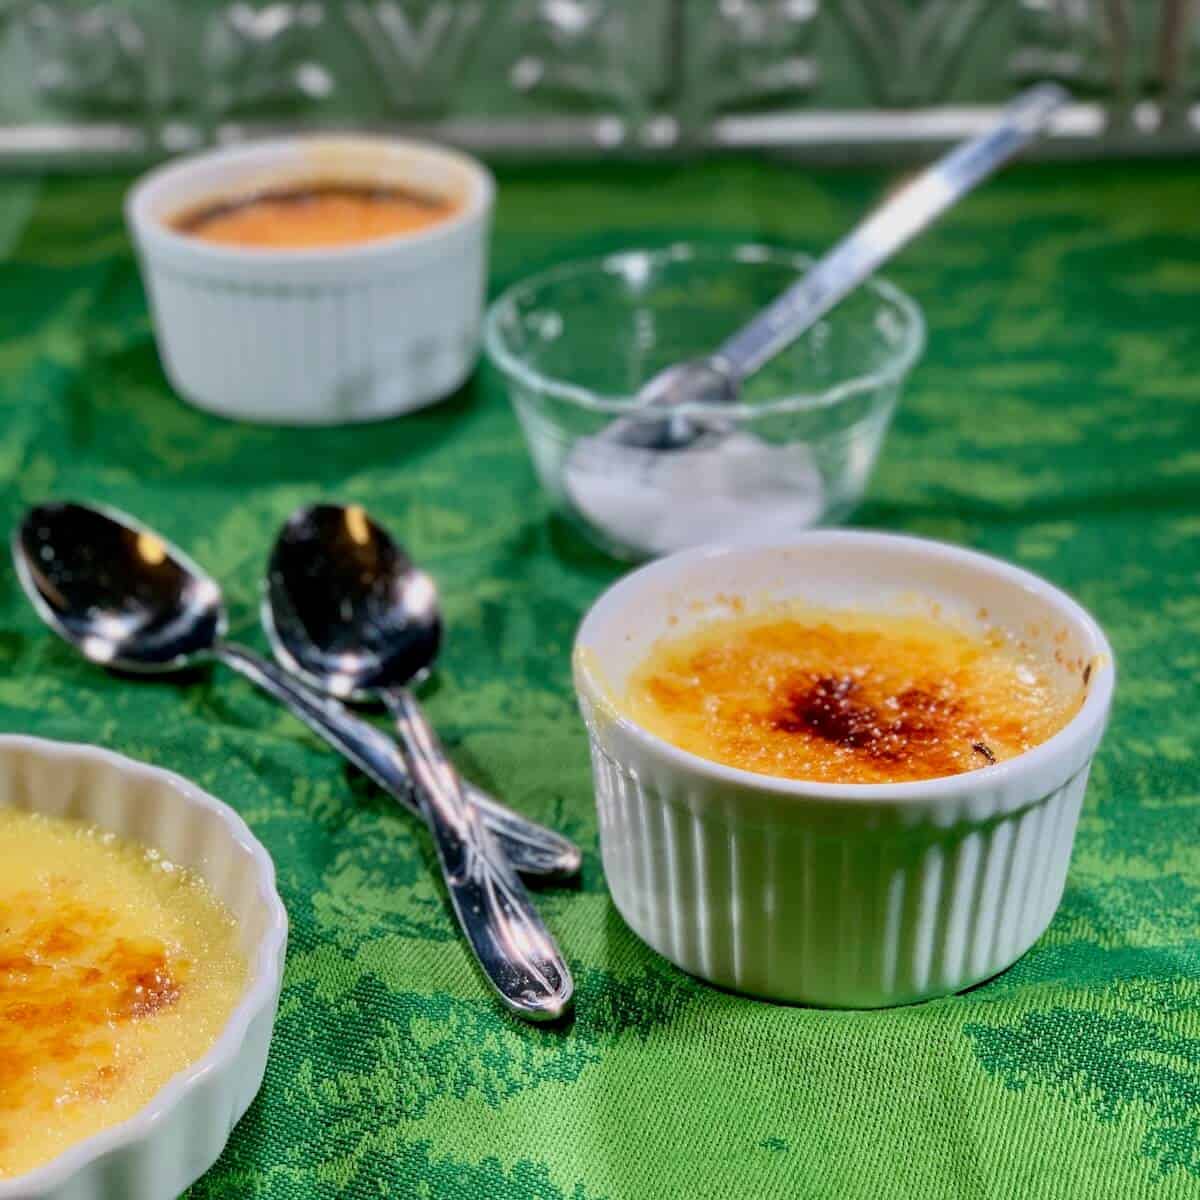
[716, 83, 1069, 379]
[384, 685, 574, 1022]
[216, 644, 580, 881]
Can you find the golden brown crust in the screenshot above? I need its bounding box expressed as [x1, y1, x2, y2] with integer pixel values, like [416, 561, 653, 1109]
[629, 609, 1080, 784]
[0, 883, 187, 1125]
[171, 182, 458, 249]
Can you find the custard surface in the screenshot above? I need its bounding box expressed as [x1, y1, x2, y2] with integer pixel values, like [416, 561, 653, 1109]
[0, 810, 246, 1179]
[173, 182, 459, 248]
[626, 607, 1081, 784]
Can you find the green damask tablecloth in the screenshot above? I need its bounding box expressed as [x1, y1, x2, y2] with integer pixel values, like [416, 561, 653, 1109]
[1, 158, 1198, 1200]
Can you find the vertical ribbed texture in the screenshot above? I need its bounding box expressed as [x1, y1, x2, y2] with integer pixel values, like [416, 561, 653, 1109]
[591, 737, 1091, 1007]
[143, 251, 481, 425]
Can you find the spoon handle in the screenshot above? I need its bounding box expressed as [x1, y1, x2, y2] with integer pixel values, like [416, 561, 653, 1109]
[383, 685, 574, 1022]
[715, 82, 1069, 379]
[215, 644, 580, 881]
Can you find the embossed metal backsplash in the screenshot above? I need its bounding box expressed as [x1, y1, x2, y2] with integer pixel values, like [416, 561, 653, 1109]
[0, 1, 1195, 164]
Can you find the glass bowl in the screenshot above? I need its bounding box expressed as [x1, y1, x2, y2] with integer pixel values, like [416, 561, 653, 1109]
[484, 243, 925, 560]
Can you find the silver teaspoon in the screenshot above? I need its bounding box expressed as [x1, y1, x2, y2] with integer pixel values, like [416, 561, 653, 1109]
[10, 501, 579, 883]
[608, 82, 1068, 450]
[264, 503, 572, 1022]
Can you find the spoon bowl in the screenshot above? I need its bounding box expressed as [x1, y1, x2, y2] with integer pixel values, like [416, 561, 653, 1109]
[609, 360, 738, 451]
[265, 504, 439, 700]
[13, 501, 225, 671]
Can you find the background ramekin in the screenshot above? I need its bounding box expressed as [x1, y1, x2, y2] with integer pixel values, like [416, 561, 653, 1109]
[126, 135, 493, 425]
[573, 534, 1114, 1008]
[0, 736, 288, 1200]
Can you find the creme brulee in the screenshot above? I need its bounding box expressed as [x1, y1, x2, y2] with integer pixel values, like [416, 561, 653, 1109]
[626, 608, 1081, 784]
[172, 182, 459, 249]
[0, 810, 246, 1179]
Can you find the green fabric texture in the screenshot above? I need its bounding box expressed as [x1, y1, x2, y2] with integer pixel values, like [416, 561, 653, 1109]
[1, 158, 1198, 1200]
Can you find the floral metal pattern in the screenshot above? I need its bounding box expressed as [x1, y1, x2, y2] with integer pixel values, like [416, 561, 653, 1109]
[679, 0, 821, 129]
[21, 1, 330, 121]
[344, 0, 484, 112]
[0, 0, 1194, 159]
[1010, 0, 1131, 96]
[839, 0, 995, 104]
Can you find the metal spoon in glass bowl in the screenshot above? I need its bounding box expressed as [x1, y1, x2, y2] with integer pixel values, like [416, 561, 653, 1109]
[602, 82, 1069, 452]
[262, 503, 572, 1021]
[10, 501, 580, 884]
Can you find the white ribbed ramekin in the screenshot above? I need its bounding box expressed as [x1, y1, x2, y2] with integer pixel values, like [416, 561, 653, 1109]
[573, 534, 1114, 1008]
[0, 736, 287, 1200]
[126, 135, 493, 425]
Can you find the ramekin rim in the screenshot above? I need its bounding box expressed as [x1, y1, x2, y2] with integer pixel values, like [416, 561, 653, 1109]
[483, 243, 926, 418]
[572, 531, 1115, 806]
[125, 133, 494, 266]
[0, 735, 288, 1197]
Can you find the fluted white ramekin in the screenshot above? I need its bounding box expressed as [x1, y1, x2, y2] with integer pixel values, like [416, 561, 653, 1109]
[0, 736, 287, 1200]
[126, 135, 493, 425]
[574, 534, 1114, 1008]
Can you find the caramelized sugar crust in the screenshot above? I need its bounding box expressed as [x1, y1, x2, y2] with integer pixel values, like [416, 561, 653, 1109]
[1, 885, 185, 1111]
[627, 608, 1081, 784]
[0, 812, 245, 1179]
[172, 182, 458, 249]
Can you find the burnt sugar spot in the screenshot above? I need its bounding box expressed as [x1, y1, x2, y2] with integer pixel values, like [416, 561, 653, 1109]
[772, 674, 967, 769]
[108, 939, 184, 1019]
[774, 676, 878, 747]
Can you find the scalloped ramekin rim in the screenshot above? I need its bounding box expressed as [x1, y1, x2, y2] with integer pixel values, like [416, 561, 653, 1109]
[573, 531, 1116, 806]
[0, 735, 288, 1198]
[125, 132, 495, 268]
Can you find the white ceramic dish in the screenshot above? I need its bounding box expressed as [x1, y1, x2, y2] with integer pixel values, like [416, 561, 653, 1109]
[573, 533, 1114, 1008]
[0, 736, 287, 1200]
[126, 135, 493, 425]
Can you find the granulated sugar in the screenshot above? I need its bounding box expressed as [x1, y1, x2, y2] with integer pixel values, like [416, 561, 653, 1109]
[563, 430, 824, 558]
